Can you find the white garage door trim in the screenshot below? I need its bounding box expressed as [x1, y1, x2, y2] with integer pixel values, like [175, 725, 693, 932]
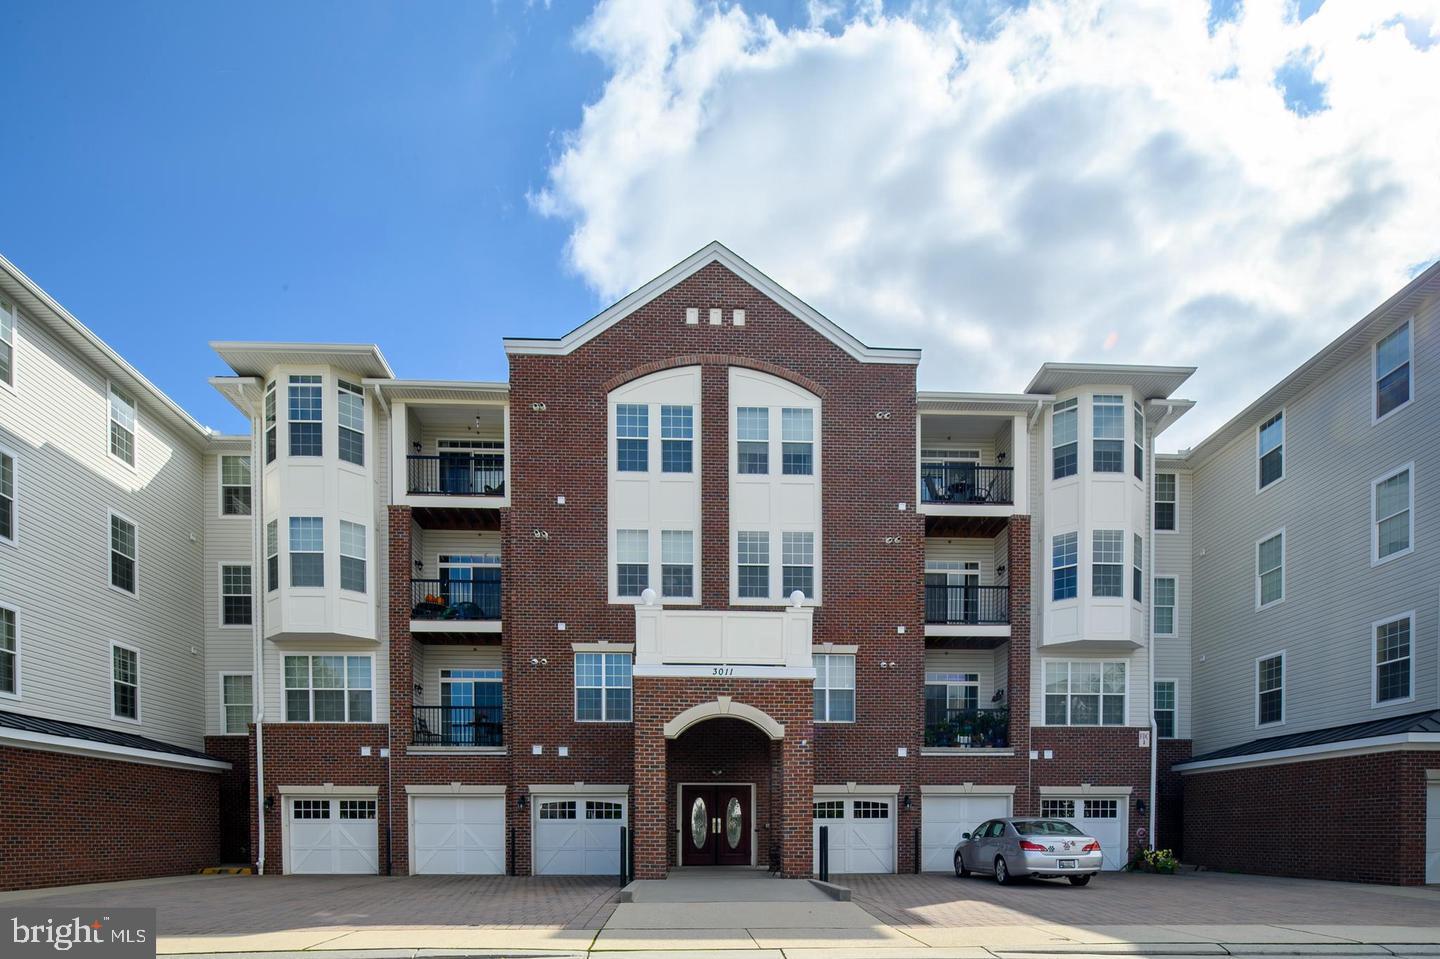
[1039, 792, 1130, 871]
[408, 786, 507, 875]
[919, 789, 1014, 872]
[532, 786, 630, 876]
[282, 792, 379, 875]
[813, 786, 898, 875]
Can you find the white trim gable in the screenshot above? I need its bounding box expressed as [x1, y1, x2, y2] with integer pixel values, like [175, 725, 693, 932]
[503, 242, 921, 366]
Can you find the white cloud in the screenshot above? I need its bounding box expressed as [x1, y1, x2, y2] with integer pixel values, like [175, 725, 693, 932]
[534, 0, 1440, 449]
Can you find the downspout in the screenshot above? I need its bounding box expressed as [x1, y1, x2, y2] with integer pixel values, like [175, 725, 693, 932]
[371, 384, 395, 876]
[1146, 400, 1181, 853]
[243, 382, 268, 876]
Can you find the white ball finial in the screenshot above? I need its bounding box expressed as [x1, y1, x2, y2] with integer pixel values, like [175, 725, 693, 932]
[641, 587, 658, 606]
[789, 590, 805, 607]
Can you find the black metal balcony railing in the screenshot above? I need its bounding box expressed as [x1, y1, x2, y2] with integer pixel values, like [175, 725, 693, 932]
[920, 463, 1014, 505]
[412, 705, 503, 747]
[407, 453, 505, 496]
[924, 706, 1010, 749]
[411, 577, 501, 621]
[924, 584, 1010, 625]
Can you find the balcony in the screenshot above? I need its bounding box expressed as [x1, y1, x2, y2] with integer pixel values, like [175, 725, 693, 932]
[412, 705, 503, 748]
[925, 584, 1009, 625]
[406, 453, 505, 498]
[410, 576, 501, 634]
[916, 403, 1029, 531]
[920, 463, 1013, 506]
[924, 706, 1010, 750]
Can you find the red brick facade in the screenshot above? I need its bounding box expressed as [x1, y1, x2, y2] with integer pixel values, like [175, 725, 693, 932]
[0, 746, 221, 891]
[1184, 751, 1432, 885]
[1155, 738, 1191, 855]
[205, 734, 253, 864]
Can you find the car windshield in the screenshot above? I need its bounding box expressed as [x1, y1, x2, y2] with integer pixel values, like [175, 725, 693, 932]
[1012, 820, 1085, 836]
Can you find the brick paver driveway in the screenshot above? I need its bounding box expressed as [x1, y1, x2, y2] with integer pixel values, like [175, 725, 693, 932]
[4, 874, 621, 935]
[846, 870, 1440, 928]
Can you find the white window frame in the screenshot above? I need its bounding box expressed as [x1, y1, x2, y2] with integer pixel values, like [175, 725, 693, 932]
[289, 516, 324, 589]
[0, 441, 15, 547]
[1153, 472, 1177, 532]
[1051, 530, 1078, 602]
[0, 294, 16, 393]
[1152, 576, 1176, 637]
[1373, 319, 1413, 425]
[287, 374, 324, 458]
[1041, 659, 1128, 727]
[108, 509, 138, 597]
[1255, 528, 1285, 611]
[1051, 397, 1078, 481]
[1132, 533, 1143, 607]
[660, 529, 694, 599]
[219, 562, 253, 628]
[337, 379, 365, 467]
[219, 454, 252, 518]
[339, 520, 367, 594]
[1371, 462, 1414, 566]
[0, 602, 18, 700]
[265, 520, 279, 593]
[1255, 650, 1285, 728]
[574, 652, 633, 723]
[1092, 529, 1124, 599]
[1371, 611, 1415, 708]
[107, 381, 137, 470]
[814, 652, 856, 724]
[1153, 679, 1177, 739]
[110, 639, 140, 723]
[1092, 393, 1126, 474]
[283, 653, 375, 723]
[220, 671, 254, 735]
[1256, 409, 1284, 492]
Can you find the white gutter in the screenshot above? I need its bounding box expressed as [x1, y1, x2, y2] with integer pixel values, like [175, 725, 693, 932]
[0, 728, 231, 772]
[1146, 417, 1157, 853]
[239, 381, 268, 876]
[1175, 732, 1440, 774]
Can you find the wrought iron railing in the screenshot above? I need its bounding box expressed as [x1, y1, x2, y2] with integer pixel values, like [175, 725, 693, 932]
[924, 706, 1010, 749]
[924, 584, 1009, 625]
[920, 463, 1014, 505]
[411, 577, 501, 621]
[411, 705, 503, 747]
[406, 453, 505, 496]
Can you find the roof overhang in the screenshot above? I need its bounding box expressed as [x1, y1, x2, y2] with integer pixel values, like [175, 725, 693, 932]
[364, 378, 509, 405]
[504, 241, 922, 366]
[210, 376, 262, 417]
[211, 341, 394, 379]
[1145, 398, 1195, 439]
[917, 391, 1054, 415]
[1025, 363, 1196, 399]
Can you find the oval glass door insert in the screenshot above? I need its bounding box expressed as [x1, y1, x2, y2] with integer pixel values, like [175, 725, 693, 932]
[725, 797, 743, 849]
[690, 796, 708, 849]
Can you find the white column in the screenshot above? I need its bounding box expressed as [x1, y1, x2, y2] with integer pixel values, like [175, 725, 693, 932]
[1011, 413, 1029, 514]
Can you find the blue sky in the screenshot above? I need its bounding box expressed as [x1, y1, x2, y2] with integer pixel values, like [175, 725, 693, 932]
[3, 0, 1437, 447]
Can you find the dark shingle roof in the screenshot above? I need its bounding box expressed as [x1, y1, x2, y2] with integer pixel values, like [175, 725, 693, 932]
[1182, 708, 1440, 765]
[0, 709, 225, 764]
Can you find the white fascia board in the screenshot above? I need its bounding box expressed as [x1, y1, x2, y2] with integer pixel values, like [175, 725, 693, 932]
[1175, 733, 1440, 774]
[1037, 784, 1134, 796]
[503, 241, 921, 366]
[919, 783, 1018, 795]
[277, 784, 380, 795]
[405, 783, 506, 795]
[527, 783, 632, 795]
[0, 727, 230, 773]
[814, 783, 902, 796]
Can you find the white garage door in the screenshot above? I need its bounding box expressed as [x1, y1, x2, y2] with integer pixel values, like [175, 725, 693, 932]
[534, 796, 628, 875]
[813, 797, 896, 874]
[920, 794, 1012, 872]
[413, 795, 506, 875]
[1042, 797, 1128, 871]
[1427, 782, 1440, 884]
[287, 797, 378, 874]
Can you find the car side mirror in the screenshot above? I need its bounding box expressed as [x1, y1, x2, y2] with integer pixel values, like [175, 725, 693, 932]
[961, 832, 971, 840]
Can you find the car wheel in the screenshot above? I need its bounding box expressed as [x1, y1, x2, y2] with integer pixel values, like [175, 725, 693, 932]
[1068, 874, 1092, 886]
[955, 854, 970, 878]
[994, 856, 1013, 885]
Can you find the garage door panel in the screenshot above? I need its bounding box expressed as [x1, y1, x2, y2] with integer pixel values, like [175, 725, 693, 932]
[812, 797, 896, 875]
[534, 795, 628, 876]
[920, 795, 1011, 872]
[287, 798, 379, 875]
[1044, 796, 1127, 871]
[413, 796, 505, 875]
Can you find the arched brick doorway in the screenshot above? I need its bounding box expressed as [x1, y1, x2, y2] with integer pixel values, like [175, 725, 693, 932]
[668, 718, 778, 869]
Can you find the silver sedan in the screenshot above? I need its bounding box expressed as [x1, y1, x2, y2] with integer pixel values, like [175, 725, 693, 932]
[954, 817, 1104, 885]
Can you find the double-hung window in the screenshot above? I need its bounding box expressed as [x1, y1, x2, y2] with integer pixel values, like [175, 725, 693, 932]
[814, 653, 855, 723]
[924, 671, 979, 730]
[1092, 394, 1125, 473]
[109, 513, 137, 594]
[288, 375, 323, 457]
[221, 564, 253, 626]
[1374, 321, 1411, 421]
[1052, 532, 1077, 600]
[1372, 464, 1413, 563]
[1374, 614, 1413, 705]
[263, 382, 277, 464]
[289, 517, 324, 588]
[1154, 473, 1176, 531]
[782, 531, 814, 598]
[781, 408, 814, 475]
[0, 605, 16, 696]
[575, 652, 632, 722]
[1132, 534, 1143, 603]
[1044, 661, 1126, 725]
[1153, 680, 1176, 738]
[1256, 652, 1284, 726]
[1152, 577, 1176, 635]
[339, 521, 366, 593]
[0, 447, 13, 544]
[284, 654, 372, 722]
[0, 296, 14, 389]
[109, 384, 136, 467]
[1257, 411, 1284, 489]
[221, 455, 251, 516]
[222, 673, 253, 734]
[1133, 402, 1145, 479]
[737, 407, 768, 474]
[1256, 530, 1284, 609]
[660, 405, 693, 473]
[616, 529, 648, 597]
[112, 643, 139, 720]
[737, 531, 769, 598]
[337, 380, 365, 466]
[1092, 529, 1124, 598]
[1052, 398, 1078, 479]
[661, 530, 693, 598]
[616, 404, 648, 472]
[265, 520, 279, 592]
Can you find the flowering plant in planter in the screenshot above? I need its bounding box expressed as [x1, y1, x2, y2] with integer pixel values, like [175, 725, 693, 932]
[1136, 847, 1179, 873]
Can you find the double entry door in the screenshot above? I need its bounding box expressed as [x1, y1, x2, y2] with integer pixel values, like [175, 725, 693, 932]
[679, 784, 751, 866]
